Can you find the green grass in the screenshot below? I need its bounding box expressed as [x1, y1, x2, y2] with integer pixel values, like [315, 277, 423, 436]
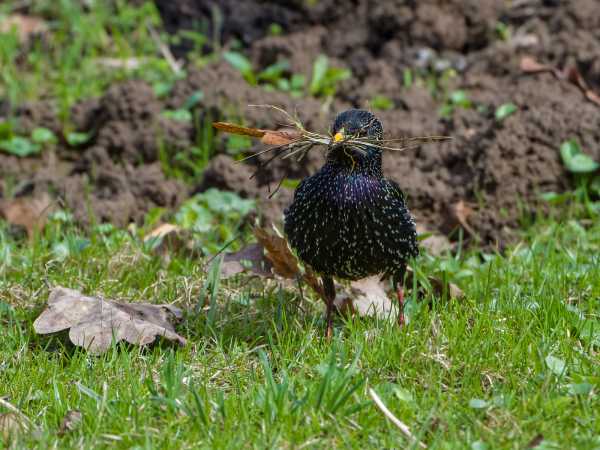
[1, 1, 599, 448]
[1, 214, 599, 449]
[1, 0, 180, 124]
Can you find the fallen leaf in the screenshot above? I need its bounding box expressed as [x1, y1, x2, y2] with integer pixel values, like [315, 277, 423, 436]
[33, 287, 186, 354]
[564, 66, 600, 107]
[0, 193, 53, 239]
[251, 227, 323, 295]
[57, 410, 82, 436]
[334, 275, 394, 318]
[220, 243, 273, 279]
[453, 200, 475, 235]
[212, 122, 266, 138]
[144, 223, 195, 259]
[441, 200, 476, 237]
[520, 56, 553, 74]
[521, 57, 600, 107]
[0, 14, 48, 44]
[253, 227, 300, 279]
[0, 413, 27, 442]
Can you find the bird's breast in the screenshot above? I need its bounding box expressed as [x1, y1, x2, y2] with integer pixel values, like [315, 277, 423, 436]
[283, 169, 417, 279]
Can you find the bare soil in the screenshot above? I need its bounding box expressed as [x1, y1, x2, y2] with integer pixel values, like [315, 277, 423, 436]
[2, 0, 599, 246]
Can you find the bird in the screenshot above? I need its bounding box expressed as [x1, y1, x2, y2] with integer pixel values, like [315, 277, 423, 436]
[284, 109, 419, 337]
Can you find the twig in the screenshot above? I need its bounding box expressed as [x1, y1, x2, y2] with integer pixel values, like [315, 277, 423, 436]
[368, 388, 427, 449]
[147, 22, 182, 76]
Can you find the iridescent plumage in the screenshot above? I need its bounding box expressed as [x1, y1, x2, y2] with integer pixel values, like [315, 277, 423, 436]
[284, 109, 418, 334]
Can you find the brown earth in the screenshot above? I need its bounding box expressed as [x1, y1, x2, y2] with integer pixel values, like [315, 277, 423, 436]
[2, 0, 600, 247]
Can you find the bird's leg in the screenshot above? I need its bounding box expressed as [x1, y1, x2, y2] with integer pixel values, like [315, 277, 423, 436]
[394, 266, 407, 327]
[322, 276, 336, 339]
[396, 283, 405, 327]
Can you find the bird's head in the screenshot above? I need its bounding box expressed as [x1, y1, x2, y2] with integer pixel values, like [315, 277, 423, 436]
[327, 109, 383, 173]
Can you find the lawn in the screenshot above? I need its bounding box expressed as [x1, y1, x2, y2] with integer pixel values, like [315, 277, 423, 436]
[1, 214, 599, 449]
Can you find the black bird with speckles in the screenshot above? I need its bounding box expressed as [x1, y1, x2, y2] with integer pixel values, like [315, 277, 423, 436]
[284, 109, 418, 335]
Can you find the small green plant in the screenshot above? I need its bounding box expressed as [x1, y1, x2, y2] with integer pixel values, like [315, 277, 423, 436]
[0, 124, 58, 157]
[268, 23, 283, 36]
[439, 89, 472, 117]
[403, 68, 413, 88]
[544, 139, 600, 215]
[495, 103, 518, 122]
[370, 95, 394, 111]
[223, 51, 349, 98]
[495, 22, 511, 41]
[175, 188, 255, 254]
[560, 139, 599, 174]
[309, 54, 351, 97]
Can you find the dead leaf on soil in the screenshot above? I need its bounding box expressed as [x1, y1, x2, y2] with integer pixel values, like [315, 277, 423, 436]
[221, 243, 273, 279]
[33, 287, 186, 354]
[520, 56, 555, 74]
[521, 56, 600, 107]
[442, 200, 476, 237]
[0, 193, 54, 239]
[57, 410, 82, 436]
[0, 14, 48, 44]
[564, 66, 600, 107]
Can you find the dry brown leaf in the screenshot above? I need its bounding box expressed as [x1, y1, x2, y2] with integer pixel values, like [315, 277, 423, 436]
[221, 243, 273, 279]
[520, 56, 553, 74]
[0, 412, 27, 442]
[253, 227, 300, 279]
[0, 14, 48, 44]
[33, 287, 186, 354]
[521, 57, 600, 107]
[261, 130, 302, 146]
[251, 227, 323, 294]
[334, 275, 395, 318]
[453, 200, 476, 236]
[57, 410, 82, 436]
[565, 66, 600, 107]
[144, 223, 195, 259]
[212, 122, 266, 138]
[0, 193, 53, 239]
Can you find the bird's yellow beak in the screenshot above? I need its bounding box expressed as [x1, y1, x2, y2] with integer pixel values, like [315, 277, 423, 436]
[333, 131, 344, 143]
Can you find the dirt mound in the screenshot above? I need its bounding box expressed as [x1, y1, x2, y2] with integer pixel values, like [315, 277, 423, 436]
[1, 81, 190, 228]
[3, 0, 600, 246]
[153, 0, 600, 246]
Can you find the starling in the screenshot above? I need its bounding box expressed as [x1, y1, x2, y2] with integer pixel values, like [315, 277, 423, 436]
[284, 109, 418, 336]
